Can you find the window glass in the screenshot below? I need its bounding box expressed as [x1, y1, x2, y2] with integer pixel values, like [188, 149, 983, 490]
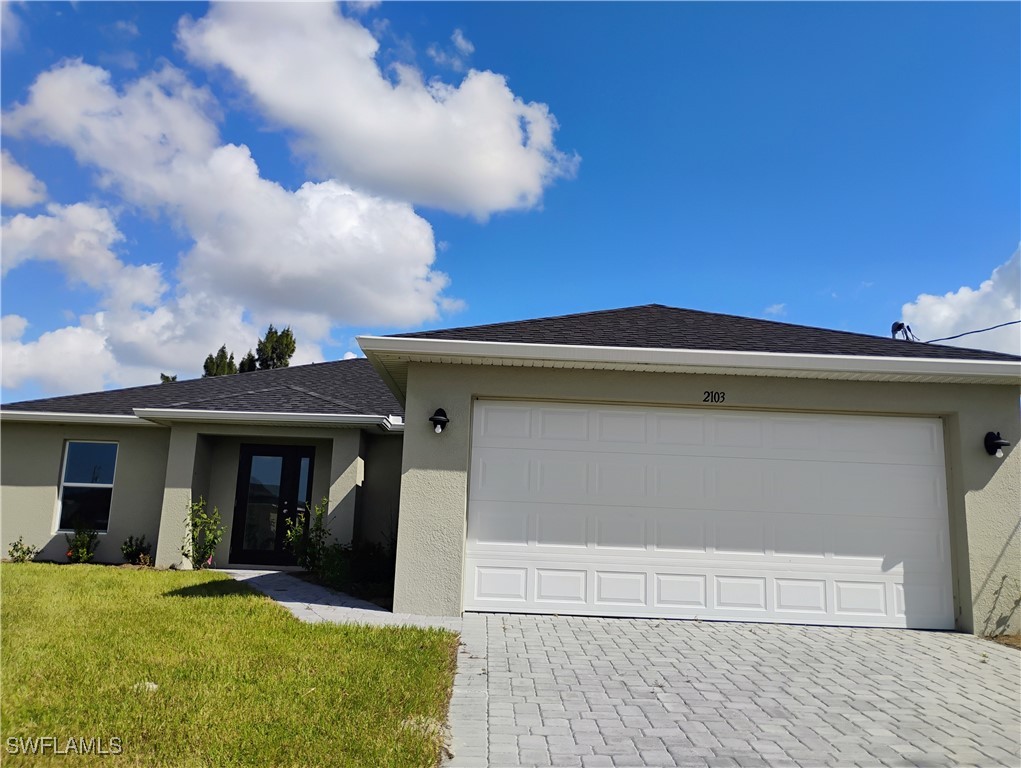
[59, 441, 118, 532]
[63, 442, 118, 485]
[59, 487, 113, 531]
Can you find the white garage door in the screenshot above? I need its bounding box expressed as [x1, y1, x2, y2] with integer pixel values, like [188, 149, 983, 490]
[463, 400, 954, 629]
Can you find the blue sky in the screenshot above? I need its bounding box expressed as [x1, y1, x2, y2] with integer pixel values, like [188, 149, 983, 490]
[2, 1, 1018, 402]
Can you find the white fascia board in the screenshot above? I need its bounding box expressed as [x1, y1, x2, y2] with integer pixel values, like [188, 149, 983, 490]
[357, 335, 1021, 384]
[131, 408, 404, 431]
[0, 411, 159, 427]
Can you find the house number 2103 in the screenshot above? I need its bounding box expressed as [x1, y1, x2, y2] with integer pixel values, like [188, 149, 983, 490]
[703, 391, 726, 403]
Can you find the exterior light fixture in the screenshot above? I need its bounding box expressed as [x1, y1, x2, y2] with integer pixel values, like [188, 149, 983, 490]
[984, 432, 1010, 458]
[429, 408, 450, 434]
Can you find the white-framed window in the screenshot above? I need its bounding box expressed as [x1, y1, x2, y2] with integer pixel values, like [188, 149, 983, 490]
[57, 441, 118, 532]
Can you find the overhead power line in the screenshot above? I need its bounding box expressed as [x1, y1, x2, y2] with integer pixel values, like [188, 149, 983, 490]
[925, 319, 1021, 344]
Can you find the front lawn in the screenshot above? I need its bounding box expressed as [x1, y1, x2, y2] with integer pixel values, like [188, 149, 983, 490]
[1, 564, 458, 767]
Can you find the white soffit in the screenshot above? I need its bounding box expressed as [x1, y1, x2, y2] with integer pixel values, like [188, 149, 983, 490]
[357, 335, 1021, 400]
[131, 409, 404, 431]
[0, 411, 158, 427]
[0, 409, 405, 431]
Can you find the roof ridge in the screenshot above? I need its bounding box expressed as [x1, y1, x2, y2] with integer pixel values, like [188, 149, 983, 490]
[389, 303, 669, 339]
[392, 303, 1018, 359]
[284, 384, 359, 411]
[163, 385, 288, 408]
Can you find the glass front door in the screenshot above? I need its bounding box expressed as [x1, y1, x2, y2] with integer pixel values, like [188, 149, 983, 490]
[230, 444, 314, 565]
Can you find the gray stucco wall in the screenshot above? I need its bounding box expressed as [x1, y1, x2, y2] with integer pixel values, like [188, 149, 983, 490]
[1, 419, 376, 569]
[0, 422, 170, 563]
[152, 423, 364, 568]
[202, 434, 335, 565]
[392, 362, 1020, 634]
[357, 433, 403, 546]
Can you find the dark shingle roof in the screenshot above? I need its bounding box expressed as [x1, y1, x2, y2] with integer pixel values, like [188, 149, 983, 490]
[2, 358, 403, 417]
[392, 304, 1021, 362]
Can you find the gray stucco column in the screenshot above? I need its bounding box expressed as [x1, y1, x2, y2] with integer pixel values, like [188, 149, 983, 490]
[154, 425, 200, 569]
[327, 430, 363, 544]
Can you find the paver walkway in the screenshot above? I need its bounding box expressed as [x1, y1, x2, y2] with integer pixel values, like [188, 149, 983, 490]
[222, 570, 1021, 768]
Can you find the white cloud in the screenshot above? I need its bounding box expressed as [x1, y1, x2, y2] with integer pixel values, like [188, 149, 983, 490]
[1, 1, 23, 49]
[1, 149, 47, 207]
[451, 29, 474, 57]
[901, 248, 1020, 355]
[178, 3, 578, 218]
[98, 50, 139, 71]
[1, 314, 28, 342]
[764, 303, 786, 318]
[4, 61, 451, 326]
[342, 351, 359, 360]
[2, 323, 118, 395]
[343, 1, 380, 16]
[113, 19, 139, 38]
[2, 59, 459, 393]
[1, 203, 164, 309]
[428, 29, 475, 72]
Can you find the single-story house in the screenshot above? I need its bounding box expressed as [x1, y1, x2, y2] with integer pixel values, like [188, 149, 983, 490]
[2, 305, 1018, 634]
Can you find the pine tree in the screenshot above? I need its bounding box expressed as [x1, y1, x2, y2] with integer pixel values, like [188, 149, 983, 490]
[202, 345, 238, 377]
[255, 325, 296, 370]
[239, 351, 257, 373]
[159, 373, 177, 383]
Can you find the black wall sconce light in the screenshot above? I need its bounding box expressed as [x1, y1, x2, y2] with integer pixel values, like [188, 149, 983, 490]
[429, 408, 450, 434]
[984, 432, 1010, 458]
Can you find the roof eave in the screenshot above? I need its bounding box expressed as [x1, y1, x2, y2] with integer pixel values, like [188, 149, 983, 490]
[357, 335, 1021, 400]
[0, 411, 159, 427]
[131, 408, 405, 431]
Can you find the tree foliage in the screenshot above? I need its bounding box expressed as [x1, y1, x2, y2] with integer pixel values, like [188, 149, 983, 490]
[203, 345, 238, 377]
[238, 351, 257, 373]
[159, 373, 177, 383]
[201, 326, 296, 378]
[256, 325, 296, 370]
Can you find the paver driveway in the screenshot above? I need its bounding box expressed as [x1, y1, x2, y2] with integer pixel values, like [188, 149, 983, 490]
[447, 614, 1020, 768]
[224, 571, 1020, 768]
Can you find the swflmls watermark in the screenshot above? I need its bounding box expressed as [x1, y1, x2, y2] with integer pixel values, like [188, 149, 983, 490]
[6, 736, 123, 755]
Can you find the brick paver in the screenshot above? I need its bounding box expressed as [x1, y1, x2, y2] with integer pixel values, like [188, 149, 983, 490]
[223, 570, 1021, 768]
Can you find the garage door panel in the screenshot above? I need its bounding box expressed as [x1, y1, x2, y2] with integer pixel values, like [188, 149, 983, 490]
[536, 509, 587, 548]
[479, 405, 532, 440]
[471, 501, 530, 546]
[595, 410, 648, 443]
[538, 408, 589, 441]
[535, 568, 586, 603]
[775, 578, 828, 613]
[652, 413, 706, 446]
[475, 451, 530, 496]
[714, 512, 767, 555]
[593, 459, 647, 498]
[654, 516, 708, 552]
[465, 401, 954, 629]
[655, 573, 708, 608]
[594, 514, 647, 550]
[464, 555, 954, 627]
[595, 571, 648, 605]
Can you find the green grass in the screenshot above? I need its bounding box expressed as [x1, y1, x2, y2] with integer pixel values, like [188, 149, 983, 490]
[1, 563, 458, 767]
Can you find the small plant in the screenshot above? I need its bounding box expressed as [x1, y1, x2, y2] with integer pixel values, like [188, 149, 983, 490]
[65, 528, 100, 563]
[121, 535, 152, 566]
[181, 497, 225, 569]
[284, 497, 332, 572]
[7, 537, 39, 563]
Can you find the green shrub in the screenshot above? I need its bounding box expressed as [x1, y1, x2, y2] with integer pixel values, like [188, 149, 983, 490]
[7, 537, 39, 563]
[121, 535, 152, 566]
[65, 528, 99, 563]
[284, 500, 397, 601]
[283, 498, 331, 572]
[181, 497, 225, 569]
